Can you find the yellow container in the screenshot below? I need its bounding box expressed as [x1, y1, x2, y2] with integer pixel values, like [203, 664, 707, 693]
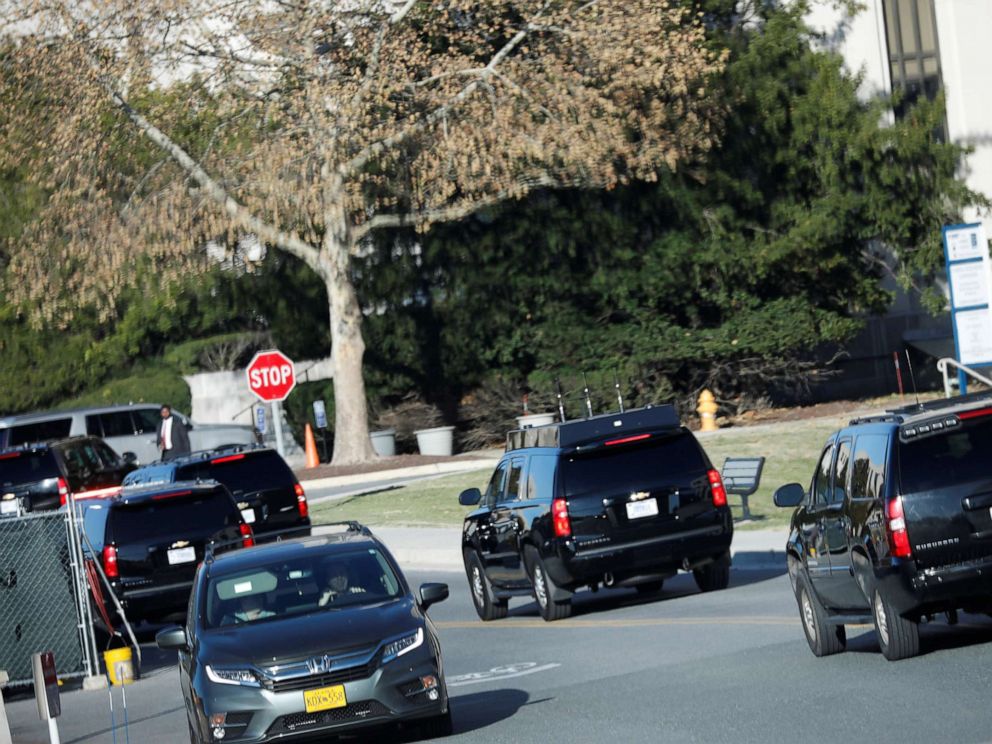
[103, 647, 134, 686]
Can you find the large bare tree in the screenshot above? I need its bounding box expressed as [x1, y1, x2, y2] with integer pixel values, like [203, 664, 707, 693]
[0, 0, 724, 463]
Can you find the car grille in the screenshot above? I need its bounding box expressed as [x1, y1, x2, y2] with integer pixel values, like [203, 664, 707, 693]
[268, 701, 390, 734]
[261, 650, 381, 693]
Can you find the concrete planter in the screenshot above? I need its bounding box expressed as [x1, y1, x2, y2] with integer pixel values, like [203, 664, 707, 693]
[414, 426, 455, 456]
[515, 412, 557, 429]
[370, 429, 397, 457]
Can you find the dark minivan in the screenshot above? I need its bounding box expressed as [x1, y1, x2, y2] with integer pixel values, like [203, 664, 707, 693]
[460, 406, 733, 621]
[776, 392, 992, 660]
[83, 481, 253, 624]
[1, 437, 136, 516]
[122, 446, 309, 535]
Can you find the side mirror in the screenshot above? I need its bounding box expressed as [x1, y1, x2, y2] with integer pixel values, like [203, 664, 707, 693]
[773, 483, 806, 508]
[458, 488, 482, 507]
[122, 452, 139, 467]
[419, 582, 449, 611]
[156, 624, 189, 651]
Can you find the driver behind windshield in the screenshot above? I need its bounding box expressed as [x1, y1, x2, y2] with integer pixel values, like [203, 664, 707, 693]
[318, 562, 367, 606]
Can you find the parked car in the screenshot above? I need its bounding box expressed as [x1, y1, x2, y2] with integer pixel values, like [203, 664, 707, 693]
[0, 437, 137, 517]
[82, 481, 253, 624]
[775, 391, 992, 660]
[0, 403, 257, 465]
[156, 523, 451, 743]
[459, 405, 733, 622]
[122, 445, 310, 535]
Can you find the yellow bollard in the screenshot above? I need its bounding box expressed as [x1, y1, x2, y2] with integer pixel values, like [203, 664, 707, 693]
[697, 389, 719, 432]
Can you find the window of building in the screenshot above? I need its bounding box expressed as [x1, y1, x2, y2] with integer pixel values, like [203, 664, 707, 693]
[882, 0, 943, 125]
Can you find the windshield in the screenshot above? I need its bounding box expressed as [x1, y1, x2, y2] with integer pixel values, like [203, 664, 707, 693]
[0, 450, 59, 486]
[110, 490, 238, 544]
[204, 548, 403, 629]
[899, 416, 992, 493]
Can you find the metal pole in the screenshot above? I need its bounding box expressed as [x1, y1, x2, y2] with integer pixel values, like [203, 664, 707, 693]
[273, 400, 286, 457]
[0, 670, 12, 744]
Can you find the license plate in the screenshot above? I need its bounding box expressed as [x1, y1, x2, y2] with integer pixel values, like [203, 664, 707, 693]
[0, 499, 16, 516]
[304, 684, 347, 713]
[626, 499, 659, 520]
[241, 508, 256, 524]
[167, 546, 196, 565]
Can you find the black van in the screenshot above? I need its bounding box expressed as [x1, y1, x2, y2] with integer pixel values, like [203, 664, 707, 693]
[459, 406, 733, 621]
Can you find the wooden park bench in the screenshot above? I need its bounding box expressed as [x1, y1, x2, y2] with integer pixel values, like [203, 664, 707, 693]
[721, 456, 765, 521]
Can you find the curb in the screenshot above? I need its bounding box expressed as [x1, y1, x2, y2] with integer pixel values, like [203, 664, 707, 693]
[299, 459, 497, 491]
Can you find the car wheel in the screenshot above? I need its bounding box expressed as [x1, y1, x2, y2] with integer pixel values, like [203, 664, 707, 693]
[872, 588, 919, 661]
[794, 570, 846, 657]
[634, 580, 665, 595]
[693, 552, 731, 592]
[524, 548, 572, 622]
[463, 551, 507, 621]
[415, 709, 453, 740]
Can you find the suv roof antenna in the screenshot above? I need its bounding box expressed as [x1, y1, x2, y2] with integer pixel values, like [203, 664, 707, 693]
[582, 373, 594, 418]
[614, 369, 625, 413]
[555, 377, 567, 422]
[905, 349, 922, 408]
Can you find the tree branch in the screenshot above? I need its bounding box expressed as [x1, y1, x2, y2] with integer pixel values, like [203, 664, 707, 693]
[350, 192, 510, 243]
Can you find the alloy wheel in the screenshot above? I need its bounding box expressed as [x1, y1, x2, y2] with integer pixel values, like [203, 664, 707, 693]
[471, 566, 486, 609]
[533, 565, 548, 608]
[801, 588, 817, 644]
[874, 591, 890, 647]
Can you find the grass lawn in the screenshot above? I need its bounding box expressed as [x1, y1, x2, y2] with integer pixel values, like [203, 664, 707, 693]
[310, 414, 856, 530]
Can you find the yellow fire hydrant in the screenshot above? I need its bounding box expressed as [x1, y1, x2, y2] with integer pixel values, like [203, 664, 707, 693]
[697, 389, 718, 432]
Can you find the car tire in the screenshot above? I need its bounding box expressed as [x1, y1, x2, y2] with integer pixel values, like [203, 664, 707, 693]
[463, 551, 507, 622]
[872, 588, 919, 661]
[416, 709, 453, 740]
[635, 580, 665, 595]
[693, 552, 731, 592]
[524, 547, 572, 622]
[794, 571, 846, 657]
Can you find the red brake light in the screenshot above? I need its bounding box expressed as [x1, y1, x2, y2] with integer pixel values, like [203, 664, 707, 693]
[707, 469, 727, 508]
[552, 497, 571, 538]
[151, 489, 193, 501]
[604, 433, 651, 447]
[0, 451, 21, 460]
[958, 407, 992, 420]
[885, 496, 912, 558]
[240, 522, 255, 548]
[58, 477, 69, 507]
[211, 453, 246, 465]
[102, 545, 119, 579]
[294, 483, 308, 518]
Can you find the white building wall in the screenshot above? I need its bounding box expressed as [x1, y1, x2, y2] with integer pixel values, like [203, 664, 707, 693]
[806, 0, 893, 103]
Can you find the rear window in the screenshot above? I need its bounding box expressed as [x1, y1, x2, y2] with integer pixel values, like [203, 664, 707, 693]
[899, 417, 992, 493]
[109, 490, 238, 544]
[561, 433, 708, 499]
[82, 502, 110, 553]
[177, 451, 293, 495]
[0, 450, 60, 485]
[6, 419, 72, 446]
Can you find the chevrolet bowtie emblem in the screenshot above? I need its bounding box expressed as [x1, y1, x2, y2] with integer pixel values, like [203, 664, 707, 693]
[171, 540, 190, 548]
[2, 493, 14, 501]
[629, 491, 651, 502]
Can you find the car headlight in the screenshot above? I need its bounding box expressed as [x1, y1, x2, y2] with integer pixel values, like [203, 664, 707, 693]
[206, 665, 261, 687]
[382, 628, 424, 663]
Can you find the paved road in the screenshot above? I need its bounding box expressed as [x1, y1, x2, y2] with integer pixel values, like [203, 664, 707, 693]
[8, 566, 992, 743]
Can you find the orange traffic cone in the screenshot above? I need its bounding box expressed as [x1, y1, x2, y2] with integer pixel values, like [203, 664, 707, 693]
[304, 423, 320, 468]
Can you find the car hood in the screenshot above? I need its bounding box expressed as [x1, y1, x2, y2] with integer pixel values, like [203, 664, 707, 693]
[200, 596, 422, 665]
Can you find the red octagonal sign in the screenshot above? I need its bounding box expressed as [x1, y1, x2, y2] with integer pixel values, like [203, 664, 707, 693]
[246, 350, 297, 402]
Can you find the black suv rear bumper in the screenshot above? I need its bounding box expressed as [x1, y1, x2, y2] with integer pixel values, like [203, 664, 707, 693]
[116, 579, 195, 621]
[548, 513, 733, 588]
[877, 556, 992, 617]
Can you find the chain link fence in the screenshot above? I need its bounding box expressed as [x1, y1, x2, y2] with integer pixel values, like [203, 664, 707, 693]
[0, 509, 97, 687]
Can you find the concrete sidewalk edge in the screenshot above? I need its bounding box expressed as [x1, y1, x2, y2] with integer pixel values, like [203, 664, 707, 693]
[299, 458, 497, 491]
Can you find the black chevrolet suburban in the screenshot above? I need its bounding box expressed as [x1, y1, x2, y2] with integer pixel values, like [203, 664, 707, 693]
[459, 406, 733, 622]
[775, 392, 992, 660]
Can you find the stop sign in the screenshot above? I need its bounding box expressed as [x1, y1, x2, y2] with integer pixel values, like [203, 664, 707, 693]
[246, 350, 296, 402]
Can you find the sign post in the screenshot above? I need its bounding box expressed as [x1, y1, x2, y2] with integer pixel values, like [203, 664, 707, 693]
[942, 223, 992, 394]
[0, 669, 12, 744]
[245, 350, 297, 457]
[32, 652, 60, 744]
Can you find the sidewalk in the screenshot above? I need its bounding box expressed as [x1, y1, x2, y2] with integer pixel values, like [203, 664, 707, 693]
[299, 457, 497, 492]
[374, 526, 790, 573]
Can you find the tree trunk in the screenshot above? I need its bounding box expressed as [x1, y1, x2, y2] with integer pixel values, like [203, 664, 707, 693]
[323, 236, 377, 465]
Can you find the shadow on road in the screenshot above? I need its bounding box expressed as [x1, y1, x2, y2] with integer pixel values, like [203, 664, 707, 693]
[449, 688, 534, 734]
[845, 613, 992, 658]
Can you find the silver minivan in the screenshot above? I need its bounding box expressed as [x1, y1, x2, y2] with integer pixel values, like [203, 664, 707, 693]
[0, 404, 257, 465]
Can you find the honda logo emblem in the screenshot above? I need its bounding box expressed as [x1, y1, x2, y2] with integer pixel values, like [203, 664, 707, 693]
[306, 655, 334, 674]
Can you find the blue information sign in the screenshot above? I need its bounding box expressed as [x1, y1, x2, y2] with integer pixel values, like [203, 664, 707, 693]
[942, 222, 992, 394]
[256, 405, 267, 434]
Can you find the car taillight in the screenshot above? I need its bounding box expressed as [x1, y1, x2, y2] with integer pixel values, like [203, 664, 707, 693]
[707, 469, 727, 508]
[552, 498, 571, 538]
[102, 545, 119, 578]
[58, 477, 69, 507]
[886, 496, 912, 559]
[294, 483, 308, 518]
[240, 522, 255, 548]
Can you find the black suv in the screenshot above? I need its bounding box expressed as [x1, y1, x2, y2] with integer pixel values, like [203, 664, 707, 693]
[122, 446, 310, 535]
[0, 437, 137, 516]
[459, 406, 733, 621]
[82, 481, 253, 624]
[775, 392, 992, 660]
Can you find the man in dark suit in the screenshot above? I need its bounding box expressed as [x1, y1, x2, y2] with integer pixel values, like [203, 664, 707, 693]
[158, 404, 192, 461]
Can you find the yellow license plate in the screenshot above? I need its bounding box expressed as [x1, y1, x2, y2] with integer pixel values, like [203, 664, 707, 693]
[304, 684, 347, 713]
